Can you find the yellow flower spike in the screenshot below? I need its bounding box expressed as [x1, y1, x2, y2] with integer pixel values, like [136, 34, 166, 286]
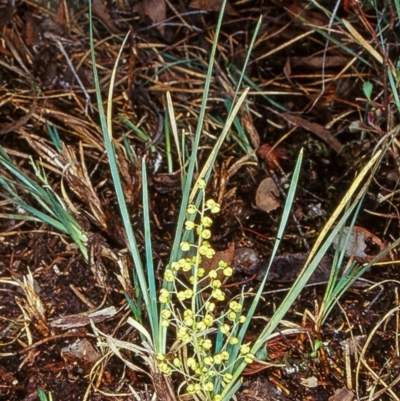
[197, 178, 206, 189]
[227, 311, 236, 321]
[184, 309, 193, 318]
[204, 356, 213, 365]
[211, 203, 221, 214]
[171, 261, 180, 271]
[164, 269, 175, 282]
[209, 270, 218, 279]
[185, 220, 195, 230]
[205, 199, 216, 209]
[229, 336, 239, 345]
[187, 384, 196, 395]
[240, 344, 251, 355]
[229, 301, 242, 313]
[203, 338, 212, 350]
[201, 229, 211, 239]
[182, 261, 192, 272]
[173, 358, 182, 368]
[201, 216, 213, 227]
[212, 288, 225, 301]
[187, 204, 197, 214]
[196, 321, 206, 331]
[212, 279, 221, 288]
[161, 309, 172, 319]
[198, 245, 208, 255]
[203, 314, 214, 326]
[204, 382, 214, 392]
[213, 354, 223, 364]
[205, 248, 216, 258]
[244, 353, 255, 364]
[221, 351, 230, 360]
[180, 241, 191, 252]
[223, 373, 233, 383]
[239, 315, 247, 324]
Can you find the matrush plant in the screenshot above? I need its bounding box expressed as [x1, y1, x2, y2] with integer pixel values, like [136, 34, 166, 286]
[87, 0, 390, 398]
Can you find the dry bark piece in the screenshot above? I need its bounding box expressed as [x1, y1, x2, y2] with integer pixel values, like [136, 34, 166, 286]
[255, 177, 280, 212]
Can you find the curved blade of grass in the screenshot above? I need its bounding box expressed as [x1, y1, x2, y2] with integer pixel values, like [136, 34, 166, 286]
[88, 7, 158, 341]
[169, 0, 228, 266]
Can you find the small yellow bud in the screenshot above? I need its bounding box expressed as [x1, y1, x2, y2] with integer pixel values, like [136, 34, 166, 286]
[220, 323, 230, 334]
[223, 373, 233, 383]
[173, 358, 182, 368]
[204, 382, 214, 392]
[229, 336, 239, 345]
[221, 351, 230, 360]
[201, 229, 211, 239]
[197, 178, 206, 189]
[164, 269, 175, 282]
[239, 315, 247, 323]
[240, 344, 251, 355]
[161, 309, 171, 319]
[209, 270, 218, 279]
[213, 395, 222, 401]
[244, 353, 255, 364]
[187, 204, 197, 214]
[203, 338, 212, 350]
[223, 267, 233, 277]
[185, 220, 195, 230]
[201, 216, 213, 227]
[180, 241, 191, 252]
[204, 356, 213, 365]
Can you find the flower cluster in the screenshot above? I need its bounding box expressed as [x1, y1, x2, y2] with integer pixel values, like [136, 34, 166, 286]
[157, 179, 253, 400]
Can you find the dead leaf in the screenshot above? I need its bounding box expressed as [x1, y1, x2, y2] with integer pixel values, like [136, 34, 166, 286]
[189, 0, 239, 16]
[257, 143, 285, 170]
[92, 0, 119, 33]
[328, 388, 354, 401]
[135, 0, 166, 34]
[201, 242, 235, 283]
[241, 110, 260, 149]
[255, 177, 280, 212]
[332, 226, 386, 263]
[55, 0, 69, 27]
[281, 113, 342, 152]
[61, 339, 100, 376]
[22, 12, 39, 47]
